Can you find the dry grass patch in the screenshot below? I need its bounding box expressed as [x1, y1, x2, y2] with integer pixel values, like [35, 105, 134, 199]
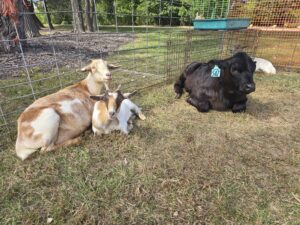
[0, 72, 299, 224]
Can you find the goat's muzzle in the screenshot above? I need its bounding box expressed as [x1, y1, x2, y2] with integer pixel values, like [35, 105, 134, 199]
[105, 73, 112, 80]
[242, 83, 256, 94]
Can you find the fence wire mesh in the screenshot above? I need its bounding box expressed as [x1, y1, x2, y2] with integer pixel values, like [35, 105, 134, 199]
[0, 0, 299, 149]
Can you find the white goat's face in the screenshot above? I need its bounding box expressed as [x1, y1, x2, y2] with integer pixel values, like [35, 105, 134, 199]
[81, 59, 119, 82]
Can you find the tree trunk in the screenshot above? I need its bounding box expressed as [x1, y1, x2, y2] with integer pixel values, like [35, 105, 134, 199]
[71, 0, 85, 32]
[0, 0, 44, 52]
[78, 0, 84, 31]
[85, 0, 93, 32]
[43, 0, 54, 30]
[15, 0, 26, 41]
[0, 16, 17, 52]
[0, 0, 26, 53]
[91, 0, 97, 31]
[24, 2, 41, 37]
[33, 14, 44, 29]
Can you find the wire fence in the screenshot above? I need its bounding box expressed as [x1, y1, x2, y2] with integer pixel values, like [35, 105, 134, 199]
[0, 0, 299, 149]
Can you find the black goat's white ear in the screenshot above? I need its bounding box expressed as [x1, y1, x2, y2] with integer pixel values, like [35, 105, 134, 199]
[123, 90, 137, 98]
[108, 64, 120, 70]
[90, 95, 106, 101]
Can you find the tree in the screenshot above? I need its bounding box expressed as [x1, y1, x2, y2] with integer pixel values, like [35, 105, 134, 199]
[71, 0, 85, 32]
[24, 1, 42, 37]
[85, 0, 96, 32]
[0, 0, 43, 52]
[42, 0, 54, 30]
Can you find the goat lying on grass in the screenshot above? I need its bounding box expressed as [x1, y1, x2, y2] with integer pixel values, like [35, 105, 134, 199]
[90, 86, 146, 135]
[174, 52, 256, 113]
[16, 59, 119, 160]
[254, 57, 276, 74]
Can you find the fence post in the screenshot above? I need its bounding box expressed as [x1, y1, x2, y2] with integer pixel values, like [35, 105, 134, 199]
[184, 30, 192, 67]
[165, 37, 172, 83]
[0, 104, 11, 139]
[13, 22, 36, 101]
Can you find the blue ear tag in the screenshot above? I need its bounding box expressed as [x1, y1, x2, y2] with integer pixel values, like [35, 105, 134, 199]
[211, 65, 221, 78]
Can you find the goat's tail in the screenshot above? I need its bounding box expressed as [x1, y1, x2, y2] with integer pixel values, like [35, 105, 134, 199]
[174, 72, 186, 99]
[16, 147, 37, 161]
[174, 62, 203, 99]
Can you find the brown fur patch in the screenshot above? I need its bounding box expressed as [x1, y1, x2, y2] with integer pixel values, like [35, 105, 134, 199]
[18, 107, 45, 123]
[98, 101, 109, 124]
[107, 96, 117, 111]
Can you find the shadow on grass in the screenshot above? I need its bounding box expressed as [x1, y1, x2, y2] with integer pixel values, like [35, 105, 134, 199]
[246, 96, 279, 120]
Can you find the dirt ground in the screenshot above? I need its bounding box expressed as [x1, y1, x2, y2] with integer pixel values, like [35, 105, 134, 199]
[0, 31, 134, 78]
[0, 71, 299, 224]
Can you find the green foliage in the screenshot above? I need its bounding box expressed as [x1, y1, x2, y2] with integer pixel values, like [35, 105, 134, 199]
[36, 0, 230, 27]
[231, 0, 300, 26]
[33, 0, 300, 28]
[35, 0, 72, 25]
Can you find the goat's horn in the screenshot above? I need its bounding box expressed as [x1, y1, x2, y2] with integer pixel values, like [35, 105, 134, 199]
[115, 84, 121, 91]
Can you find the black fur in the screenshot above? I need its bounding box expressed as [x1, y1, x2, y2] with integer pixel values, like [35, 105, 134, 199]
[174, 52, 256, 113]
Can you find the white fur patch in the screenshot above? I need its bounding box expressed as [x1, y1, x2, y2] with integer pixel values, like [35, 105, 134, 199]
[59, 99, 82, 114]
[117, 99, 141, 134]
[109, 92, 118, 99]
[31, 108, 60, 143]
[254, 57, 276, 74]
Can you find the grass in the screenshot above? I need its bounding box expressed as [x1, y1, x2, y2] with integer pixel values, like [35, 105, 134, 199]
[0, 71, 300, 224]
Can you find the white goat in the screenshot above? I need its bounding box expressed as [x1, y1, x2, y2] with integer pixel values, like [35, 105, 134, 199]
[15, 59, 119, 160]
[90, 88, 145, 135]
[253, 57, 276, 74]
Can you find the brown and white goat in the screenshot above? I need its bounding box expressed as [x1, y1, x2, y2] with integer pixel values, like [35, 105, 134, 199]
[90, 88, 145, 135]
[15, 59, 119, 160]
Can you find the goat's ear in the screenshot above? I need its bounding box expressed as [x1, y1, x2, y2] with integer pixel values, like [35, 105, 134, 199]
[123, 90, 137, 98]
[108, 63, 120, 70]
[231, 44, 248, 54]
[81, 63, 96, 73]
[115, 84, 121, 92]
[81, 65, 92, 72]
[229, 63, 239, 75]
[90, 95, 106, 101]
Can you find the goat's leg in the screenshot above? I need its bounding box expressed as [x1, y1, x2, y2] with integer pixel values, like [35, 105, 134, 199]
[41, 137, 82, 152]
[118, 120, 129, 135]
[232, 100, 247, 113]
[128, 122, 134, 131]
[127, 101, 146, 120]
[186, 95, 210, 112]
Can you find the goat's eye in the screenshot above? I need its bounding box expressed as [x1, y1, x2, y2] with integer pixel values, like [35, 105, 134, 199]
[234, 68, 242, 73]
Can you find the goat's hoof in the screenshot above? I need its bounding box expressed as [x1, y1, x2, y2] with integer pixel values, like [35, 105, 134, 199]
[175, 94, 182, 99]
[232, 109, 246, 113]
[139, 113, 146, 120]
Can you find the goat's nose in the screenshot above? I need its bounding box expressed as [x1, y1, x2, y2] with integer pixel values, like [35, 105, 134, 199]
[246, 83, 255, 89]
[247, 84, 253, 88]
[245, 83, 255, 92]
[109, 111, 115, 117]
[106, 73, 111, 77]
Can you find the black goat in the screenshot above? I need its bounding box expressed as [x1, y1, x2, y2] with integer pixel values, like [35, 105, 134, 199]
[174, 52, 256, 113]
